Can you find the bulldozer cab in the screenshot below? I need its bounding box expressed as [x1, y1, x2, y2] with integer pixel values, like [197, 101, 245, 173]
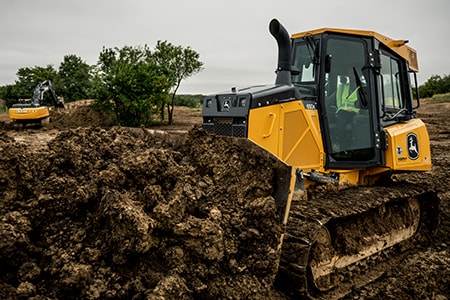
[203, 22, 429, 184]
[292, 30, 418, 170]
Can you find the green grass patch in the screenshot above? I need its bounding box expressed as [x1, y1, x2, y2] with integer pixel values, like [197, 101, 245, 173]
[431, 92, 450, 101]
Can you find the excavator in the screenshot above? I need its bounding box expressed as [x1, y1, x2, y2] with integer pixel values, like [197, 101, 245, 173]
[202, 19, 439, 299]
[8, 80, 65, 128]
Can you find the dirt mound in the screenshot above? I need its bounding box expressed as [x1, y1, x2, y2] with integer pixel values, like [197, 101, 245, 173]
[0, 126, 285, 299]
[0, 100, 114, 131]
[47, 103, 114, 130]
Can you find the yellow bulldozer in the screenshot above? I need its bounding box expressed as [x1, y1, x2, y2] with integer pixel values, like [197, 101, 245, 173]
[8, 80, 65, 128]
[202, 19, 439, 299]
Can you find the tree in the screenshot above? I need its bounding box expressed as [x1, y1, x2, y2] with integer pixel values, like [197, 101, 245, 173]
[419, 74, 450, 98]
[0, 84, 17, 109]
[57, 55, 93, 102]
[93, 45, 172, 127]
[153, 41, 203, 124]
[174, 94, 203, 108]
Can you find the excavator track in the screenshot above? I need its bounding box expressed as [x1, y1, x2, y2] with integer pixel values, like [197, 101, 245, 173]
[275, 182, 439, 299]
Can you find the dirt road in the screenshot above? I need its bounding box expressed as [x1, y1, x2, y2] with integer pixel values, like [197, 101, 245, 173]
[0, 100, 448, 299]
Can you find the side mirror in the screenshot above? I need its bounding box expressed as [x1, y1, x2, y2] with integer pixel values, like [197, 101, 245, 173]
[325, 54, 332, 73]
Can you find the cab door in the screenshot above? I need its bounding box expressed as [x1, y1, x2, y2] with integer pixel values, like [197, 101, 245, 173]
[320, 34, 383, 169]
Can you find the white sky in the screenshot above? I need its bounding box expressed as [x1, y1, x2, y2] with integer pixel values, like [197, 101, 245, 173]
[0, 0, 449, 94]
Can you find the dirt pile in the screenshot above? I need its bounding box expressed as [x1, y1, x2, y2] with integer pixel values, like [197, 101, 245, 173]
[0, 101, 114, 131]
[47, 103, 114, 130]
[0, 126, 285, 299]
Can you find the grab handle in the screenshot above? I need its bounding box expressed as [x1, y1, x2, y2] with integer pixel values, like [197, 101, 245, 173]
[263, 113, 276, 138]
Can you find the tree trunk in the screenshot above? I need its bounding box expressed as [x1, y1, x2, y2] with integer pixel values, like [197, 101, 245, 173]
[167, 97, 174, 125]
[160, 104, 165, 122]
[168, 81, 181, 125]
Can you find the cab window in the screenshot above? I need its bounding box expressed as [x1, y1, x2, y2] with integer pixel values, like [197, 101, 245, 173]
[292, 42, 316, 83]
[380, 52, 404, 110]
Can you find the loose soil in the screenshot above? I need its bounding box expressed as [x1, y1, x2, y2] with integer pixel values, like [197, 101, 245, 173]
[0, 99, 448, 299]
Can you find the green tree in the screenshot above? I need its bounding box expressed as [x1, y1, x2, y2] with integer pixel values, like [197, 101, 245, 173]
[153, 41, 203, 124]
[0, 84, 16, 109]
[56, 54, 93, 102]
[174, 94, 203, 108]
[419, 74, 450, 98]
[93, 45, 171, 127]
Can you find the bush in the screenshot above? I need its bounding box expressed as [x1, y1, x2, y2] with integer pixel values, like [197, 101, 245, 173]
[174, 94, 203, 108]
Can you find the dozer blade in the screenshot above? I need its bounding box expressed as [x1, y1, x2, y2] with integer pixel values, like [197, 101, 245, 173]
[129, 126, 296, 223]
[276, 183, 439, 300]
[213, 136, 295, 222]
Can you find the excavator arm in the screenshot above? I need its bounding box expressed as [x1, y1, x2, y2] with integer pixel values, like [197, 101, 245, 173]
[31, 80, 65, 108]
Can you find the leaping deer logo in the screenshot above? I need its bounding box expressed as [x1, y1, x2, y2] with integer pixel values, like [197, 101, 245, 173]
[407, 133, 419, 160]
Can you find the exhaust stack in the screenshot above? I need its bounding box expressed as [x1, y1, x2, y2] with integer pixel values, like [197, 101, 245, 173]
[269, 19, 292, 86]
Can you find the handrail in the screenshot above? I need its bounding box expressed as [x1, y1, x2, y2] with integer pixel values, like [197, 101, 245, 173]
[263, 113, 276, 138]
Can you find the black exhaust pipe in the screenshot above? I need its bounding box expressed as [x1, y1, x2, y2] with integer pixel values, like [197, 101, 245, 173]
[269, 19, 292, 86]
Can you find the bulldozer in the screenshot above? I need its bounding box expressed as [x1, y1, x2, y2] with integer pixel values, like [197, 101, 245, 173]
[202, 19, 439, 299]
[8, 79, 65, 128]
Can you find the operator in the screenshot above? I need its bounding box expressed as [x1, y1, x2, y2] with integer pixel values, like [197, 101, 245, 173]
[336, 75, 360, 113]
[335, 67, 360, 150]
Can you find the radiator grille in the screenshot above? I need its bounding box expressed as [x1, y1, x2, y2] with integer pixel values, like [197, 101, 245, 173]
[203, 118, 247, 138]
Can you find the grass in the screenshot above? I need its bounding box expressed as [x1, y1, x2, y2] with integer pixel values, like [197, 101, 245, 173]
[431, 92, 450, 101]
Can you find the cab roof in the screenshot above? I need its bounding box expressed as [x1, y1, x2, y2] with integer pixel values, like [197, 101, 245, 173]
[292, 28, 418, 72]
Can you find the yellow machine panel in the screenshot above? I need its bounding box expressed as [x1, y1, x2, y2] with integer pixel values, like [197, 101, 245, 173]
[247, 104, 281, 156]
[384, 119, 431, 171]
[8, 106, 50, 121]
[248, 101, 324, 171]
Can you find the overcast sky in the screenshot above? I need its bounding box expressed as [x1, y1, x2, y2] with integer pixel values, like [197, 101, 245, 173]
[0, 0, 449, 95]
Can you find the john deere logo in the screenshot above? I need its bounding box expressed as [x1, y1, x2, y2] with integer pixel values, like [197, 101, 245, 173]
[222, 99, 231, 111]
[407, 133, 419, 160]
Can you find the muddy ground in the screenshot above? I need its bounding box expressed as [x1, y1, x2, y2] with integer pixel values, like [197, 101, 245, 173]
[0, 100, 448, 299]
